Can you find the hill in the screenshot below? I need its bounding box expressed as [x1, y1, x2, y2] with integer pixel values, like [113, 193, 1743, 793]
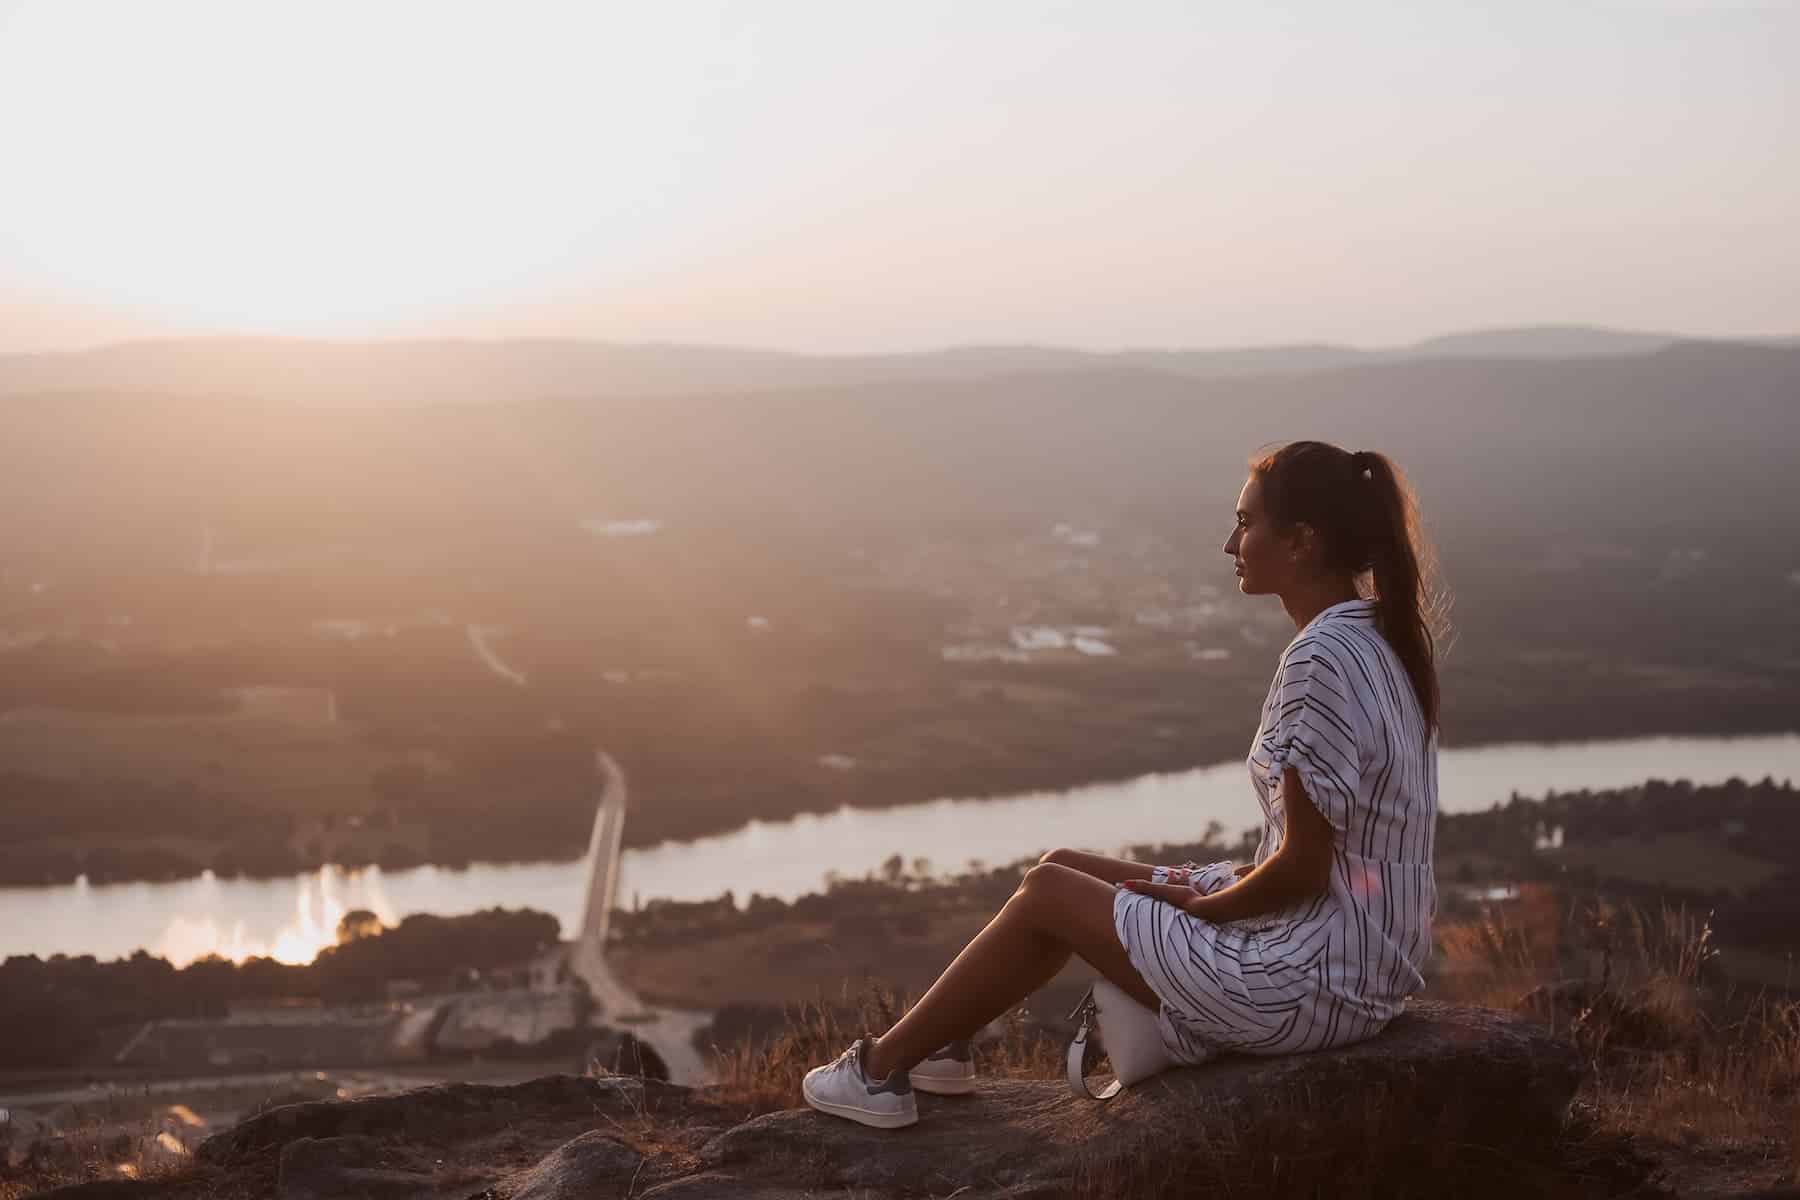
[2, 340, 1796, 555]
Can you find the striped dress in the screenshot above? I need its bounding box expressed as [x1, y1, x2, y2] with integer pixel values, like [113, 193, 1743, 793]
[1112, 597, 1439, 1062]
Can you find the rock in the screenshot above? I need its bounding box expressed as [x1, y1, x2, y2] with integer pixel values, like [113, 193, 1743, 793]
[509, 1130, 641, 1200]
[173, 1003, 1585, 1200]
[275, 1134, 468, 1199]
[21, 1182, 162, 1199]
[635, 1174, 818, 1199]
[197, 1075, 680, 1166]
[699, 1000, 1582, 1197]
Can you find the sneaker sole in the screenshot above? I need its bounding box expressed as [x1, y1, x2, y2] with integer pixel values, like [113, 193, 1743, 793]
[911, 1074, 977, 1096]
[802, 1081, 919, 1129]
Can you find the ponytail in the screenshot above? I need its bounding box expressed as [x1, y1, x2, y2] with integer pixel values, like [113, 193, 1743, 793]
[1251, 442, 1450, 735]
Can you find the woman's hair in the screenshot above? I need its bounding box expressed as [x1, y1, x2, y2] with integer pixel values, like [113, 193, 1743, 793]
[1250, 441, 1450, 735]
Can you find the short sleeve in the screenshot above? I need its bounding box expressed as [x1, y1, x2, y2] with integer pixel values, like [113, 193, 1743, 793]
[1263, 637, 1365, 834]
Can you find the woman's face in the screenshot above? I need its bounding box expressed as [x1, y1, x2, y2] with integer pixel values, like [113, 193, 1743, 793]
[1223, 474, 1301, 596]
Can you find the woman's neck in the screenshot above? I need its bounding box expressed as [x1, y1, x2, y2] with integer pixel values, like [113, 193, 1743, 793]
[1280, 576, 1364, 632]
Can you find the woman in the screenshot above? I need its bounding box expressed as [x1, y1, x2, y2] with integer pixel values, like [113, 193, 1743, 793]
[803, 441, 1446, 1129]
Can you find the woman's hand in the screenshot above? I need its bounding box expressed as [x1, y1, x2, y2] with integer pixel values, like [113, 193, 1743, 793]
[1117, 879, 1202, 916]
[1122, 768, 1334, 924]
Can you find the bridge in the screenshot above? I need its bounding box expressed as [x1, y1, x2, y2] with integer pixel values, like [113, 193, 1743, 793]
[565, 750, 712, 1086]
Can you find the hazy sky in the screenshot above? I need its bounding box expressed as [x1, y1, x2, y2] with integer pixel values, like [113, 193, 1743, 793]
[1, 0, 1795, 353]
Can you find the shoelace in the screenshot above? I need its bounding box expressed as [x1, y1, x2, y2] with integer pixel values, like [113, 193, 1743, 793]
[847, 1039, 883, 1086]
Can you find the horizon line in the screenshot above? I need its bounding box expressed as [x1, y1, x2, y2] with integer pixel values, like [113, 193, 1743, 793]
[6, 321, 1798, 362]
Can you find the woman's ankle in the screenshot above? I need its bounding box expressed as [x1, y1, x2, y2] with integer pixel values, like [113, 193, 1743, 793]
[862, 1036, 899, 1082]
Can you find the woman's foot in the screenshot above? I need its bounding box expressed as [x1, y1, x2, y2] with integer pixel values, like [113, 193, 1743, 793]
[910, 1039, 977, 1095]
[802, 1036, 918, 1129]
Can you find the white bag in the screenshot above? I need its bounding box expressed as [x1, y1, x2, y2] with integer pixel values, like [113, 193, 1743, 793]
[1065, 978, 1175, 1099]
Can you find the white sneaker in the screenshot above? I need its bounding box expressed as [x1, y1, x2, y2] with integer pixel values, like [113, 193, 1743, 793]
[910, 1039, 976, 1095]
[802, 1036, 918, 1129]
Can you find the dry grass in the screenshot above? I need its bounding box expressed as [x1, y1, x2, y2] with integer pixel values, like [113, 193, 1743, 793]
[0, 1115, 196, 1199]
[0, 1077, 341, 1200]
[1588, 993, 1800, 1147]
[1433, 880, 1567, 1007]
[563, 1072, 691, 1197]
[703, 976, 1062, 1119]
[1437, 886, 1800, 1187]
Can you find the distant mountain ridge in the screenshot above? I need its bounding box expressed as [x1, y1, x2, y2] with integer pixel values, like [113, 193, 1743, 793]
[3, 338, 1795, 559]
[0, 324, 1787, 407]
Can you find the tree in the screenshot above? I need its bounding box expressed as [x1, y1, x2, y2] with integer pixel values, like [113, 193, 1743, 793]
[336, 909, 384, 944]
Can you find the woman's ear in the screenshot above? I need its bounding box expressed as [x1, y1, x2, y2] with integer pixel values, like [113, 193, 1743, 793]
[1288, 523, 1315, 562]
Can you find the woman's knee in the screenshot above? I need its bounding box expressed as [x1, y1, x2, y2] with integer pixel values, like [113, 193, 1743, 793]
[1014, 861, 1129, 957]
[1038, 847, 1079, 869]
[1006, 863, 1077, 931]
[1017, 860, 1081, 901]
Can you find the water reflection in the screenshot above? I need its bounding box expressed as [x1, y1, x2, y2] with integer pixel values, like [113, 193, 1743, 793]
[153, 866, 400, 965]
[143, 866, 401, 966]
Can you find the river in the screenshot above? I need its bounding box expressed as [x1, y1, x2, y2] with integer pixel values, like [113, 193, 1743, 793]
[3, 732, 1795, 964]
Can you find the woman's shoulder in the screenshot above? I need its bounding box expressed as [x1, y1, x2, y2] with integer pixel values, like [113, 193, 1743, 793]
[1300, 610, 1431, 743]
[1272, 610, 1405, 732]
[1279, 621, 1367, 678]
[1288, 601, 1392, 666]
[1284, 597, 1374, 646]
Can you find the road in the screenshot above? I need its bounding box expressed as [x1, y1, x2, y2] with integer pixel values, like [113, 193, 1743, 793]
[466, 623, 528, 687]
[569, 937, 715, 1086]
[464, 619, 715, 1085]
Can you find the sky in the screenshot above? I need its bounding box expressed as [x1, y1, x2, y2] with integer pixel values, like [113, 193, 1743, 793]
[0, 0, 1795, 354]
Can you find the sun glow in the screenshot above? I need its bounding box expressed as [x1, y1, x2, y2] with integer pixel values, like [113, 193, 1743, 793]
[0, 2, 694, 335]
[155, 866, 397, 967]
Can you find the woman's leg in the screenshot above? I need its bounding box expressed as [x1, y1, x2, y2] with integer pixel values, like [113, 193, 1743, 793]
[861, 862, 1161, 1081]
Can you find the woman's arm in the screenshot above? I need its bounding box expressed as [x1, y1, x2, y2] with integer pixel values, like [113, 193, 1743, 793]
[1121, 766, 1334, 922]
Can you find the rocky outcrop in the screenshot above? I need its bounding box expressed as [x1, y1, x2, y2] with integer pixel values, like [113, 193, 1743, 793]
[41, 1002, 1589, 1199]
[190, 1074, 690, 1200]
[698, 1001, 1583, 1197]
[277, 1135, 449, 1200]
[506, 1130, 642, 1200]
[195, 1074, 677, 1167]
